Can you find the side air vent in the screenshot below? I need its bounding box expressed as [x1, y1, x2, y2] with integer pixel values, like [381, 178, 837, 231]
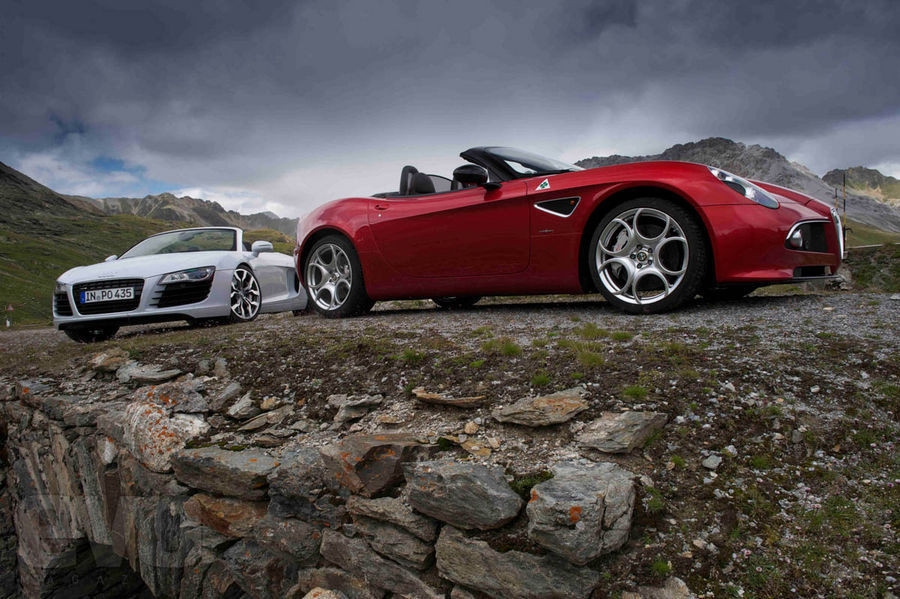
[535, 196, 580, 217]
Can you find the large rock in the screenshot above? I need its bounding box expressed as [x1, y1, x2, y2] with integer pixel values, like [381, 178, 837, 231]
[412, 387, 486, 408]
[320, 433, 424, 497]
[89, 348, 130, 372]
[238, 405, 293, 431]
[526, 461, 636, 565]
[492, 387, 589, 426]
[328, 394, 383, 425]
[578, 411, 667, 453]
[435, 526, 600, 599]
[119, 402, 209, 472]
[268, 447, 344, 526]
[223, 539, 299, 599]
[346, 495, 439, 542]
[132, 379, 209, 413]
[117, 363, 183, 385]
[228, 392, 261, 419]
[254, 515, 322, 565]
[404, 460, 523, 530]
[172, 446, 276, 500]
[183, 493, 267, 537]
[319, 530, 442, 599]
[302, 589, 349, 599]
[352, 515, 434, 570]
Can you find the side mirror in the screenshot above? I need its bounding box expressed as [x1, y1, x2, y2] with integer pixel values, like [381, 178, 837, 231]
[251, 240, 274, 256]
[452, 164, 489, 187]
[104, 255, 118, 262]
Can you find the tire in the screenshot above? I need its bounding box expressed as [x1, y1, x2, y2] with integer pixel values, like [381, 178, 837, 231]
[64, 325, 119, 343]
[701, 284, 759, 301]
[304, 235, 374, 318]
[228, 265, 261, 323]
[588, 197, 708, 314]
[432, 296, 481, 309]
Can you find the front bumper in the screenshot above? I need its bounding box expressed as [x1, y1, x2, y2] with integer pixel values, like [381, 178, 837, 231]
[53, 269, 234, 330]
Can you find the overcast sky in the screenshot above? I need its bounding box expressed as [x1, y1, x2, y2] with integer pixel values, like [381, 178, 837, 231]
[2, 0, 898, 218]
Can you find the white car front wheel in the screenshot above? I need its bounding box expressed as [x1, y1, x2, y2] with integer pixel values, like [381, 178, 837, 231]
[229, 266, 261, 322]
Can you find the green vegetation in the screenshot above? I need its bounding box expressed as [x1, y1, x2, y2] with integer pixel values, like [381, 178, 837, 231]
[399, 348, 426, 364]
[530, 372, 551, 387]
[610, 331, 634, 341]
[482, 337, 522, 356]
[576, 350, 605, 368]
[622, 385, 648, 400]
[650, 559, 672, 577]
[575, 322, 608, 339]
[669, 455, 686, 469]
[508, 470, 553, 500]
[844, 244, 900, 292]
[844, 218, 900, 247]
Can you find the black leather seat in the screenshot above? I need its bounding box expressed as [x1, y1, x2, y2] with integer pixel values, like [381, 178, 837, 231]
[409, 172, 435, 195]
[399, 165, 418, 195]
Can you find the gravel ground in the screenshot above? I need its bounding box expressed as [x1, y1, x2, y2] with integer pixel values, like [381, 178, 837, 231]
[1, 290, 898, 598]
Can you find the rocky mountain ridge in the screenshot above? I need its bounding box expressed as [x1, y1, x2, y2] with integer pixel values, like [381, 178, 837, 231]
[577, 137, 900, 232]
[823, 166, 900, 208]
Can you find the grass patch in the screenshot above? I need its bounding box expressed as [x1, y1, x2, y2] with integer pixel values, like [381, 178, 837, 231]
[482, 337, 522, 357]
[622, 385, 648, 400]
[748, 454, 771, 470]
[576, 350, 605, 368]
[650, 559, 672, 577]
[469, 359, 485, 368]
[575, 322, 609, 340]
[610, 331, 634, 341]
[399, 349, 425, 364]
[530, 372, 551, 387]
[669, 455, 686, 469]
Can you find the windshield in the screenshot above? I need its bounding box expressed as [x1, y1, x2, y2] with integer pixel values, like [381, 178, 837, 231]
[120, 229, 237, 259]
[485, 147, 582, 176]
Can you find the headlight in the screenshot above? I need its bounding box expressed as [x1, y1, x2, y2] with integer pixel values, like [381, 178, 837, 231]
[159, 266, 215, 285]
[707, 166, 779, 209]
[54, 281, 68, 294]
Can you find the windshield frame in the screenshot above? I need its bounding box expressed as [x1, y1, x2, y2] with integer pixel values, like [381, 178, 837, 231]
[119, 228, 238, 259]
[460, 146, 582, 182]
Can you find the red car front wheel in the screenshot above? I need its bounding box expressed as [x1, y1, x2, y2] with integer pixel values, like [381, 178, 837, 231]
[304, 235, 373, 318]
[589, 198, 708, 314]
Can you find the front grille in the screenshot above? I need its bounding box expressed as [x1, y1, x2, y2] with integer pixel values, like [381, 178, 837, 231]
[154, 280, 213, 308]
[785, 222, 828, 253]
[54, 293, 73, 316]
[73, 279, 144, 315]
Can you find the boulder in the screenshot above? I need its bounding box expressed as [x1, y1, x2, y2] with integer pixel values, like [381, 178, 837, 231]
[404, 460, 523, 530]
[328, 394, 383, 424]
[526, 461, 636, 564]
[352, 515, 434, 570]
[435, 526, 600, 599]
[183, 493, 267, 537]
[320, 433, 424, 497]
[238, 405, 293, 431]
[132, 380, 209, 413]
[172, 446, 276, 500]
[346, 495, 439, 542]
[319, 531, 443, 599]
[492, 387, 589, 426]
[578, 411, 667, 453]
[210, 381, 243, 411]
[117, 363, 183, 385]
[89, 348, 130, 372]
[254, 515, 322, 565]
[268, 447, 343, 526]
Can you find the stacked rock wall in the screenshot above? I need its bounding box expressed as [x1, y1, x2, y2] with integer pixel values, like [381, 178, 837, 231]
[0, 374, 667, 599]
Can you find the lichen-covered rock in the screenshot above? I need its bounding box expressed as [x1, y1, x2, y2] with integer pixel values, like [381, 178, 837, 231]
[120, 402, 209, 472]
[435, 526, 600, 599]
[352, 515, 434, 570]
[526, 461, 636, 565]
[222, 539, 299, 599]
[227, 391, 261, 419]
[89, 348, 130, 372]
[346, 495, 439, 542]
[622, 576, 698, 599]
[492, 387, 589, 426]
[117, 363, 182, 385]
[320, 433, 424, 497]
[404, 460, 523, 530]
[133, 380, 209, 413]
[578, 411, 667, 453]
[172, 446, 276, 500]
[238, 405, 293, 431]
[183, 493, 267, 537]
[319, 530, 443, 599]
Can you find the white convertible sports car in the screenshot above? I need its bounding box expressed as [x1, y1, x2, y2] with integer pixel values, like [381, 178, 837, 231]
[53, 227, 307, 342]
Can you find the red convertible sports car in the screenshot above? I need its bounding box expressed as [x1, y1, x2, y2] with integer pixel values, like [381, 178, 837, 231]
[295, 147, 843, 317]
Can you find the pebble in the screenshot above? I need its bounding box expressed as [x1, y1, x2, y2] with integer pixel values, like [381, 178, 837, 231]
[702, 455, 722, 470]
[464, 421, 479, 435]
[810, 385, 821, 393]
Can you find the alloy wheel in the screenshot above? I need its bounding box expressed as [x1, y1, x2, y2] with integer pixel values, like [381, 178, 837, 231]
[230, 267, 261, 320]
[306, 243, 353, 311]
[595, 207, 690, 305]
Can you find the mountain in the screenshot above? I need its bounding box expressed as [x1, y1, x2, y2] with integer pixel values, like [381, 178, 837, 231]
[577, 138, 900, 232]
[91, 193, 298, 236]
[822, 167, 900, 208]
[0, 161, 104, 228]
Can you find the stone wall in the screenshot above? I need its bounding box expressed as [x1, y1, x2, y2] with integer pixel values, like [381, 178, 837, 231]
[0, 366, 690, 599]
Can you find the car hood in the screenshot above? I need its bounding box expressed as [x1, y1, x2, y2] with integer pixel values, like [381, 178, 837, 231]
[57, 251, 238, 284]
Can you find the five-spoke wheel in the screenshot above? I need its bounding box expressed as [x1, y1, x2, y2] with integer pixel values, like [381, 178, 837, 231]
[229, 266, 261, 322]
[304, 235, 373, 318]
[589, 198, 706, 313]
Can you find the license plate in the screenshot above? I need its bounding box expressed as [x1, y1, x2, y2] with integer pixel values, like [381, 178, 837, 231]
[80, 287, 134, 303]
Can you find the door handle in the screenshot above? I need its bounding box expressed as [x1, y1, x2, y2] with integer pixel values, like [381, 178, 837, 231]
[374, 204, 389, 211]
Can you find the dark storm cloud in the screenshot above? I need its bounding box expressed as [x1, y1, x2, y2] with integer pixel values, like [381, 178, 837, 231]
[1, 0, 898, 215]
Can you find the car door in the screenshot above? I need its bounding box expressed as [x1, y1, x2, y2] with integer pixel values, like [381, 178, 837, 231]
[367, 181, 530, 278]
[249, 251, 291, 304]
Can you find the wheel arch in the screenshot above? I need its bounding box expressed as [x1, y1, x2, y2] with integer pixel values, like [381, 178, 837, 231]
[577, 185, 716, 292]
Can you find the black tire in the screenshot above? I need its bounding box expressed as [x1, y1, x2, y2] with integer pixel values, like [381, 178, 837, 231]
[227, 265, 261, 323]
[700, 284, 759, 301]
[431, 296, 482, 309]
[588, 197, 708, 314]
[303, 235, 374, 318]
[64, 325, 119, 343]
